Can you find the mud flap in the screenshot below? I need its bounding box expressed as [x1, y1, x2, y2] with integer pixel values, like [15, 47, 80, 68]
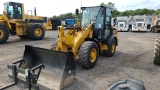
[2, 45, 76, 90]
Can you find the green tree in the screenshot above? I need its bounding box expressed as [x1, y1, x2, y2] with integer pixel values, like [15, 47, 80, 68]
[154, 9, 160, 15]
[100, 2, 116, 10]
[100, 2, 107, 6]
[107, 2, 116, 10]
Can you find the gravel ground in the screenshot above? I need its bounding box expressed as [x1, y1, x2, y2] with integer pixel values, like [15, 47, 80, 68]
[0, 30, 159, 90]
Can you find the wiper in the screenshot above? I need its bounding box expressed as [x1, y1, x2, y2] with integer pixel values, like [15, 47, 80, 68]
[95, 7, 102, 20]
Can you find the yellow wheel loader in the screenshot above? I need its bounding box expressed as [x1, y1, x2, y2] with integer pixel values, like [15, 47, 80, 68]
[51, 6, 118, 69]
[1, 6, 118, 90]
[0, 2, 52, 44]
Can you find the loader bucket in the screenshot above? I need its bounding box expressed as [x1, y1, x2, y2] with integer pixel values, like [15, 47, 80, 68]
[20, 45, 76, 90]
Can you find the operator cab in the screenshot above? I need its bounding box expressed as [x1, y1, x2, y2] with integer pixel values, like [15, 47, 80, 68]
[4, 2, 23, 19]
[80, 6, 112, 41]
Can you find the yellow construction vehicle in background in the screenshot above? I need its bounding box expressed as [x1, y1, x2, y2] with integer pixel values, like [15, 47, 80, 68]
[0, 2, 52, 44]
[1, 6, 118, 90]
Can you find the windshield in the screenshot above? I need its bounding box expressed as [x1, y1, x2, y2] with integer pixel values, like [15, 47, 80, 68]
[4, 3, 14, 15]
[81, 7, 101, 27]
[4, 2, 22, 19]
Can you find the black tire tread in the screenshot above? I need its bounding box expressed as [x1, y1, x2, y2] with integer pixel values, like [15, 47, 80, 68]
[27, 24, 45, 40]
[154, 37, 160, 65]
[79, 41, 99, 69]
[0, 24, 9, 44]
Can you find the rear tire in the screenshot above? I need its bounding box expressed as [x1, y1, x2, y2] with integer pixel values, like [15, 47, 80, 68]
[78, 41, 99, 69]
[27, 24, 45, 40]
[0, 24, 9, 44]
[153, 37, 160, 65]
[103, 39, 116, 57]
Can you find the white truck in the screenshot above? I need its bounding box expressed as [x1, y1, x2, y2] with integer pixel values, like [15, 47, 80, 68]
[132, 15, 152, 32]
[116, 16, 129, 31]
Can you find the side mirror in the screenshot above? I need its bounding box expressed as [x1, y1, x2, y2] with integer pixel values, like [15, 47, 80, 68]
[75, 9, 79, 15]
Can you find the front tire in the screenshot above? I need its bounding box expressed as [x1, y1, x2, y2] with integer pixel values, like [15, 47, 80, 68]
[27, 24, 45, 40]
[78, 41, 99, 69]
[0, 24, 9, 44]
[153, 37, 160, 65]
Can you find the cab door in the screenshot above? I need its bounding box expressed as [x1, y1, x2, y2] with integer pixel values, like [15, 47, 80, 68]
[13, 2, 23, 19]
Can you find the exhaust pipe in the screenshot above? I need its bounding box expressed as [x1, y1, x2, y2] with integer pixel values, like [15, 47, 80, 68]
[34, 7, 37, 16]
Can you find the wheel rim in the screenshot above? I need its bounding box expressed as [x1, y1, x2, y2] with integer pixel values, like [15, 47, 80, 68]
[34, 28, 42, 36]
[111, 43, 116, 53]
[0, 29, 4, 38]
[90, 48, 97, 63]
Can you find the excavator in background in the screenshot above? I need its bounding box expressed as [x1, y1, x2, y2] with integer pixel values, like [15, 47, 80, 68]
[1, 6, 118, 90]
[0, 2, 52, 44]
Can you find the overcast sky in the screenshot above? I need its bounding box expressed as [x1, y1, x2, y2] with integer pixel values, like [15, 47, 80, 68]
[0, 0, 159, 17]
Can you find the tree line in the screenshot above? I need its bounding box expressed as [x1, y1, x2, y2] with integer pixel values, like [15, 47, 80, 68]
[52, 2, 160, 19]
[112, 9, 157, 17]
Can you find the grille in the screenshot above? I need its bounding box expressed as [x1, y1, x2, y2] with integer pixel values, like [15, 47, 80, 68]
[137, 23, 142, 27]
[120, 24, 123, 27]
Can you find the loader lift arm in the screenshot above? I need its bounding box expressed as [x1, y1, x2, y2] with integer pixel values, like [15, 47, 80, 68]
[57, 24, 93, 58]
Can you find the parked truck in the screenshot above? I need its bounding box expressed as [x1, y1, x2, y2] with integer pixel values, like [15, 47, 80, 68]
[132, 15, 150, 32]
[50, 19, 61, 30]
[116, 16, 129, 31]
[65, 19, 76, 27]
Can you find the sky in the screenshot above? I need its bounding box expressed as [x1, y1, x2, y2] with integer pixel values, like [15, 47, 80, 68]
[0, 0, 159, 17]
